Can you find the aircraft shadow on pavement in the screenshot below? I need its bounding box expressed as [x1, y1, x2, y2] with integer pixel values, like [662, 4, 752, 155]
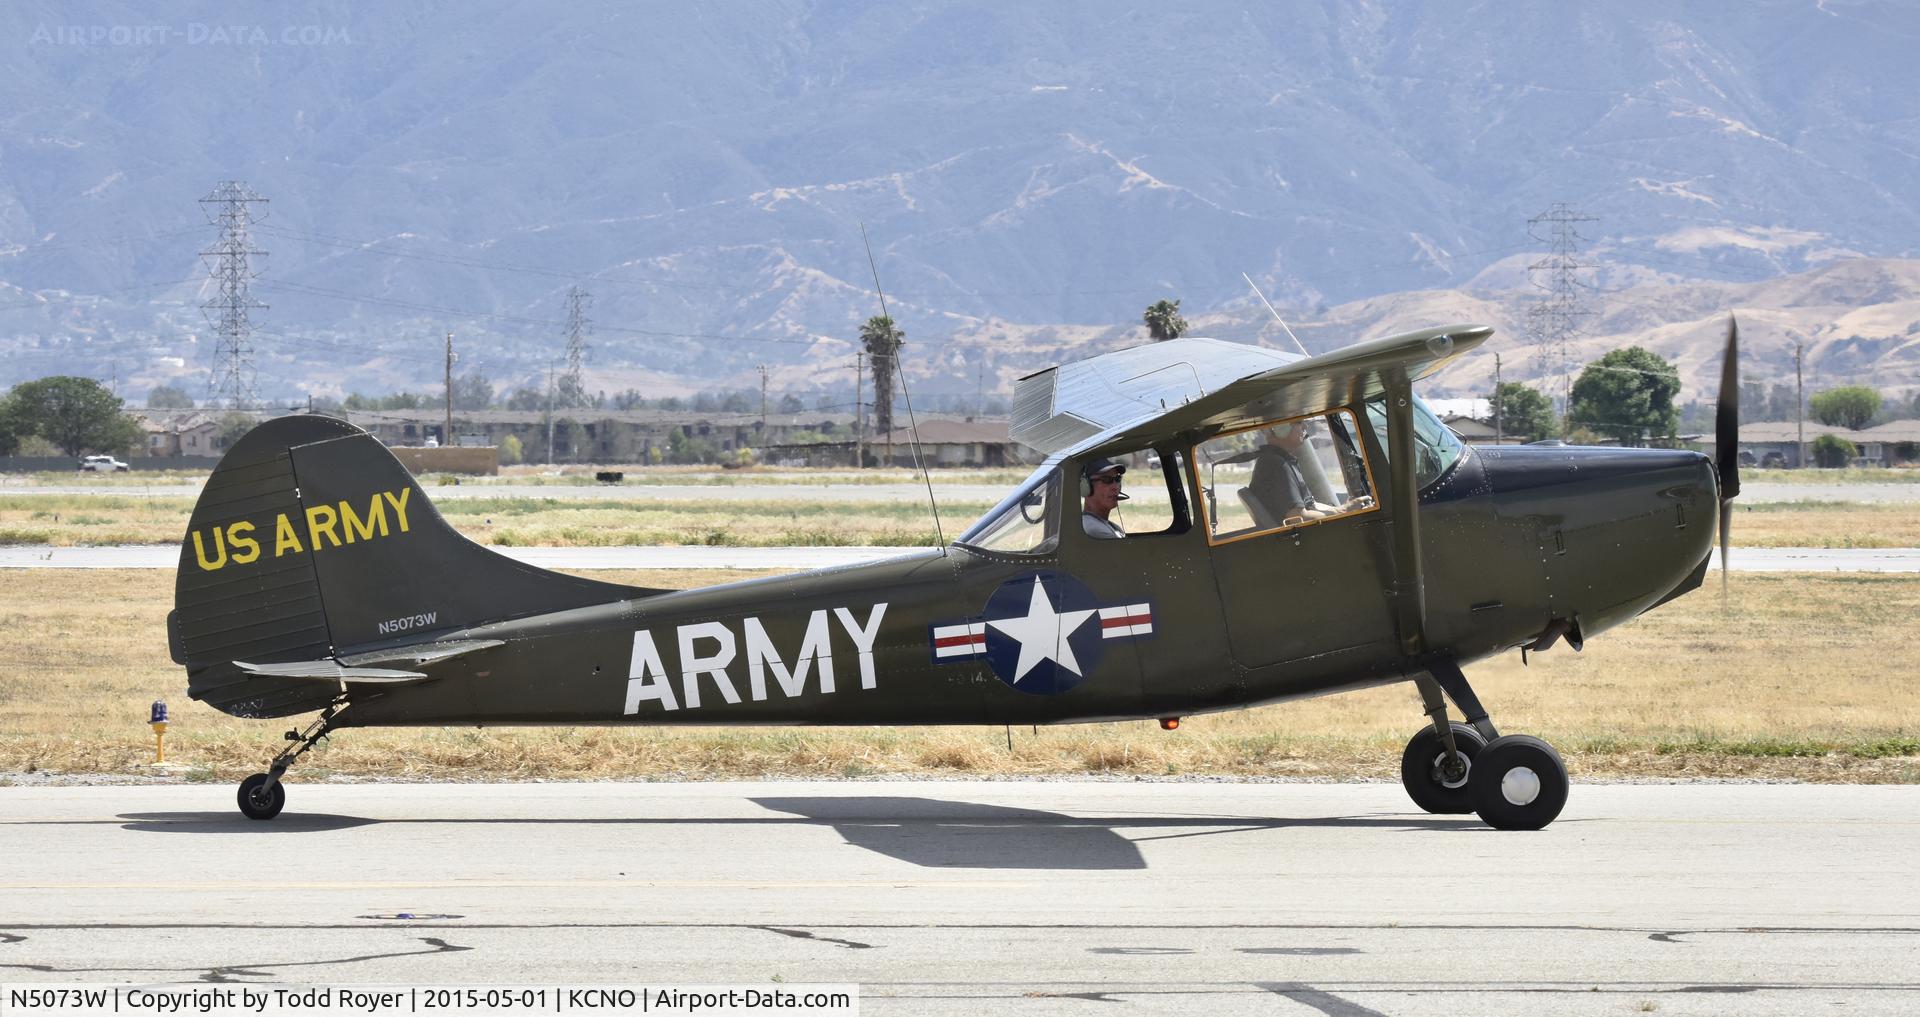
[108, 799, 1488, 869]
[117, 812, 377, 833]
[749, 797, 1485, 871]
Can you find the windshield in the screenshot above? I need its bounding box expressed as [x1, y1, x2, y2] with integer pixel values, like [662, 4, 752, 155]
[1363, 393, 1467, 491]
[956, 463, 1061, 554]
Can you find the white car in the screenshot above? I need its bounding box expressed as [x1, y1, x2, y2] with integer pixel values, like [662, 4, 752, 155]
[77, 455, 130, 473]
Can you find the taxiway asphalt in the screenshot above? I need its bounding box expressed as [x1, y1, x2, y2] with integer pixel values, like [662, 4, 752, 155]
[1, 781, 1915, 1015]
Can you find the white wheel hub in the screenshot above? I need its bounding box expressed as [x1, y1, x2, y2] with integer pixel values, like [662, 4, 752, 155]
[1500, 766, 1542, 806]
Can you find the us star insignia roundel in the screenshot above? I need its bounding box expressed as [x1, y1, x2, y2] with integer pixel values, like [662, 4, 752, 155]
[929, 571, 1154, 695]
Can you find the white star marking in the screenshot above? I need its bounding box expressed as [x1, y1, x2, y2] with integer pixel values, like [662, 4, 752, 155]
[986, 577, 1099, 684]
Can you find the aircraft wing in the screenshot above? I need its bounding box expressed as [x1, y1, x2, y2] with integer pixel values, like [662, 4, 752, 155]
[1010, 324, 1493, 456]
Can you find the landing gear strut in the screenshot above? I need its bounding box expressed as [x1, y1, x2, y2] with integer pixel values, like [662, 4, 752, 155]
[1400, 660, 1568, 830]
[237, 697, 347, 821]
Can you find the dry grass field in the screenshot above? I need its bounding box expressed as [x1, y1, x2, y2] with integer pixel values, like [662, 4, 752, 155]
[2, 494, 1913, 548]
[0, 568, 1912, 785]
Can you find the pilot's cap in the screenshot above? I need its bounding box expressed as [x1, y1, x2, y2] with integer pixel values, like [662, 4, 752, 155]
[1083, 458, 1129, 499]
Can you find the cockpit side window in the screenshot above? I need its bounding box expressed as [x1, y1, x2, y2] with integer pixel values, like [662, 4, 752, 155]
[957, 464, 1062, 555]
[1362, 393, 1467, 491]
[1191, 408, 1380, 544]
[1080, 447, 1191, 539]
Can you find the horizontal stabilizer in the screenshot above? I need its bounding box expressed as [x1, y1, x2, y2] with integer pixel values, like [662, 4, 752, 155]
[233, 660, 429, 683]
[339, 638, 504, 668]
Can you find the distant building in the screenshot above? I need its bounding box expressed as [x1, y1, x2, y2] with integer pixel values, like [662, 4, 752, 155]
[130, 411, 224, 458]
[872, 419, 1021, 467]
[1440, 413, 1528, 446]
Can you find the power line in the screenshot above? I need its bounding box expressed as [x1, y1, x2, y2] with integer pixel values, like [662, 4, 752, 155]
[199, 181, 268, 409]
[558, 285, 591, 407]
[1525, 202, 1599, 427]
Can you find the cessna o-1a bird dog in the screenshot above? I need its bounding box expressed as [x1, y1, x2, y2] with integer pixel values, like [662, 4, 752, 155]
[172, 322, 1741, 829]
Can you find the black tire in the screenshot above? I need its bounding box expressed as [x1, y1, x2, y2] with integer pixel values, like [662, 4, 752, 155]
[1399, 723, 1486, 814]
[237, 773, 286, 821]
[1469, 735, 1569, 831]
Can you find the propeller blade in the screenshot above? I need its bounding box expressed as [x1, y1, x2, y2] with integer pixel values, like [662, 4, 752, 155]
[1715, 315, 1741, 502]
[1716, 315, 1740, 597]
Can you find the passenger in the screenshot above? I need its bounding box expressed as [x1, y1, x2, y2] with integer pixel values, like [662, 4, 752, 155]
[1081, 458, 1129, 539]
[1249, 421, 1361, 523]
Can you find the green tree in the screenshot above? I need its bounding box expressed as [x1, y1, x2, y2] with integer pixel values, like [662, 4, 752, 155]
[1810, 433, 1857, 468]
[451, 372, 495, 411]
[504, 387, 546, 412]
[860, 315, 905, 437]
[217, 412, 256, 450]
[1143, 299, 1188, 341]
[0, 390, 24, 455]
[5, 376, 142, 456]
[1808, 386, 1880, 430]
[1569, 347, 1680, 446]
[146, 384, 196, 409]
[1489, 382, 1558, 442]
[497, 433, 523, 465]
[667, 428, 718, 464]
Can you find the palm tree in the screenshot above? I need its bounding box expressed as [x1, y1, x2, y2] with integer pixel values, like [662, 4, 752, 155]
[1144, 299, 1188, 341]
[860, 315, 905, 459]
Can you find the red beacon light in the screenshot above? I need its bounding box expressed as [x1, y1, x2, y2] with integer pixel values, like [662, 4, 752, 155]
[1159, 717, 1180, 731]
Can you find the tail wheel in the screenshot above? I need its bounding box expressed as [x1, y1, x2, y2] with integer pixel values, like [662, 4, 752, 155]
[237, 773, 286, 821]
[1399, 723, 1486, 814]
[1469, 735, 1569, 830]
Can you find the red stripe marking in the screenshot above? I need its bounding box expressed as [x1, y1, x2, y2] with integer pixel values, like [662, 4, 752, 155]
[934, 634, 986, 648]
[1102, 613, 1150, 629]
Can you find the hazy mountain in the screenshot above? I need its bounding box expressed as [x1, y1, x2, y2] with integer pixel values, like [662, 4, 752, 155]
[1, 0, 1916, 405]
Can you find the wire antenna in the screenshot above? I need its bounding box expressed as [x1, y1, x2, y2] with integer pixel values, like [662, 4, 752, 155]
[1242, 272, 1309, 356]
[199, 181, 268, 408]
[860, 222, 945, 551]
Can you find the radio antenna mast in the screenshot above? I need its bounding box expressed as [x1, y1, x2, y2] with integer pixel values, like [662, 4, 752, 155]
[860, 222, 945, 551]
[1242, 272, 1309, 356]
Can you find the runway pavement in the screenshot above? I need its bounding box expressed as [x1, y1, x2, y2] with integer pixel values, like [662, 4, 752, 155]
[1, 781, 1915, 1015]
[4, 543, 1919, 571]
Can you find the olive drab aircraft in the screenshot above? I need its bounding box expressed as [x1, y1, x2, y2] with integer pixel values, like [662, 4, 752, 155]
[172, 320, 1743, 830]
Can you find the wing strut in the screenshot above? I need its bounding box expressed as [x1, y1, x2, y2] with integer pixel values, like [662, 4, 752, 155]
[1383, 369, 1427, 656]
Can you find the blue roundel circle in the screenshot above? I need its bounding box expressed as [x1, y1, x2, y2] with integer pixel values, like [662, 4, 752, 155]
[980, 571, 1109, 695]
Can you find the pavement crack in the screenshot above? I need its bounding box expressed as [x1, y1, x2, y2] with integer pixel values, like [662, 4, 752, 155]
[755, 926, 873, 950]
[1258, 983, 1389, 1017]
[4, 936, 472, 982]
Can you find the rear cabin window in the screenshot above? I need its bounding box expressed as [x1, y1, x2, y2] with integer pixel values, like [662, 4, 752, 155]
[1192, 409, 1379, 543]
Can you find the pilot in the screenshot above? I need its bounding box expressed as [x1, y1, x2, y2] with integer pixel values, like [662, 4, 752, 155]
[1081, 458, 1128, 539]
[1249, 420, 1356, 523]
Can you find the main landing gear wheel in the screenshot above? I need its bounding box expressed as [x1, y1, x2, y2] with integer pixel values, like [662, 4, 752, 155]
[1399, 722, 1486, 814]
[237, 773, 286, 821]
[1468, 735, 1569, 831]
